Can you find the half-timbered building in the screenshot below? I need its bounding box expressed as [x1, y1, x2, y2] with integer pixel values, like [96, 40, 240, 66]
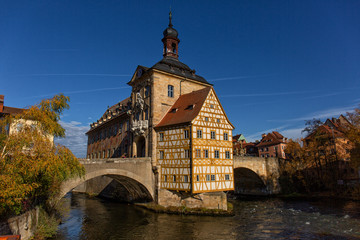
[86, 12, 234, 194]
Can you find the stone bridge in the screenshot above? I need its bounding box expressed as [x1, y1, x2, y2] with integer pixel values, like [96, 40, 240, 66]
[59, 156, 282, 204]
[233, 156, 281, 195]
[59, 157, 156, 202]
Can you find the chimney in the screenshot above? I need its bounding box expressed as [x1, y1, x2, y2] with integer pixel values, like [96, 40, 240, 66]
[0, 95, 4, 113]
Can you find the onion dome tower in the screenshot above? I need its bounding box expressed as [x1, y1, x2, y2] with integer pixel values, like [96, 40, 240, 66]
[162, 11, 180, 59]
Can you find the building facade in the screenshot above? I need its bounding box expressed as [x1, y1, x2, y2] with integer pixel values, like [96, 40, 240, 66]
[86, 13, 235, 194]
[257, 131, 287, 159]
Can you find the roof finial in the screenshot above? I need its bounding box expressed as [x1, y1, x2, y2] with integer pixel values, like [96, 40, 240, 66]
[169, 9, 173, 27]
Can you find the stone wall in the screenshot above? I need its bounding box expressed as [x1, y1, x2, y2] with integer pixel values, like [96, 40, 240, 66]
[0, 208, 39, 240]
[157, 189, 228, 210]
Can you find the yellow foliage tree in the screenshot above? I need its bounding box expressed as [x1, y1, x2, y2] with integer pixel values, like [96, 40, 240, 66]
[0, 94, 84, 217]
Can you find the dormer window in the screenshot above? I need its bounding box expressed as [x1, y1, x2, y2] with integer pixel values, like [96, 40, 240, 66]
[170, 108, 178, 113]
[185, 104, 194, 110]
[168, 85, 174, 97]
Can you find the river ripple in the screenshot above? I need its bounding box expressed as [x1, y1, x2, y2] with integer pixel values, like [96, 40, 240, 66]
[54, 193, 360, 240]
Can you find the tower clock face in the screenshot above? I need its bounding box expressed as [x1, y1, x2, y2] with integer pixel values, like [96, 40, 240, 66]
[137, 69, 143, 78]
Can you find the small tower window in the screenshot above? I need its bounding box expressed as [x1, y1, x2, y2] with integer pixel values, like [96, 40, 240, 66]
[168, 85, 174, 97]
[172, 43, 177, 53]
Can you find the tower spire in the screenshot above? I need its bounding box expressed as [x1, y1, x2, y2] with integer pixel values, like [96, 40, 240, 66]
[162, 11, 180, 59]
[169, 10, 173, 27]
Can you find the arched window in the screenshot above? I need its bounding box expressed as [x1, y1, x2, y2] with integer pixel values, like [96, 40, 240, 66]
[172, 43, 177, 53]
[168, 85, 174, 97]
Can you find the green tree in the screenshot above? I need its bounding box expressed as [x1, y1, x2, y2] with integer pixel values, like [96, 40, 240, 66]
[0, 94, 84, 217]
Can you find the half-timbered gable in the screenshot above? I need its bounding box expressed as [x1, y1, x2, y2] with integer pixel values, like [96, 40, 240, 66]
[191, 88, 234, 193]
[155, 87, 234, 193]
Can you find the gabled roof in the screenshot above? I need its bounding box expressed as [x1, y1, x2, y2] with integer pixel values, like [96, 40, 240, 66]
[155, 87, 211, 128]
[257, 131, 286, 147]
[304, 124, 344, 140]
[1, 106, 25, 115]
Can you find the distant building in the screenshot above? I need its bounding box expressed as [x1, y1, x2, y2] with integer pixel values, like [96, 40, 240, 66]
[232, 134, 259, 156]
[303, 115, 358, 182]
[257, 131, 287, 159]
[0, 94, 54, 143]
[86, 13, 235, 193]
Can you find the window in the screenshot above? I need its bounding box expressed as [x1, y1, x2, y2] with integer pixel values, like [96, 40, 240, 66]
[144, 108, 148, 120]
[206, 175, 210, 181]
[185, 104, 194, 110]
[164, 175, 167, 182]
[261, 148, 264, 152]
[173, 175, 176, 182]
[265, 147, 269, 151]
[210, 104, 214, 108]
[215, 150, 220, 158]
[119, 123, 122, 134]
[225, 174, 230, 180]
[211, 131, 216, 140]
[204, 149, 209, 158]
[145, 86, 150, 97]
[197, 130, 202, 138]
[266, 154, 270, 157]
[217, 119, 220, 123]
[224, 132, 228, 141]
[172, 43, 177, 53]
[102, 150, 105, 158]
[159, 151, 164, 159]
[184, 130, 189, 139]
[225, 151, 230, 159]
[261, 154, 264, 157]
[108, 149, 111, 158]
[168, 85, 174, 97]
[196, 175, 200, 181]
[185, 149, 190, 158]
[159, 132, 164, 141]
[196, 149, 201, 158]
[205, 117, 209, 121]
[211, 174, 216, 181]
[135, 112, 140, 121]
[184, 175, 188, 182]
[170, 108, 177, 113]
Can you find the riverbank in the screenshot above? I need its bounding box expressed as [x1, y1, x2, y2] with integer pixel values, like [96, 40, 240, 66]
[135, 202, 234, 216]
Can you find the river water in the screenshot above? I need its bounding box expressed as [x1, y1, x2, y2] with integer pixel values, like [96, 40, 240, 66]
[54, 193, 360, 240]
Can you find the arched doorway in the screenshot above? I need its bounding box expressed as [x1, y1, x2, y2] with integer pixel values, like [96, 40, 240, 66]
[234, 167, 267, 195]
[135, 136, 146, 157]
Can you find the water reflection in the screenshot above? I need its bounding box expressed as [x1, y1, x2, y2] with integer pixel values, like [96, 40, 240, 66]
[54, 193, 360, 240]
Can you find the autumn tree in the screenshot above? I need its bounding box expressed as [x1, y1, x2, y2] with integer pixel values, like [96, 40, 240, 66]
[345, 106, 360, 169]
[0, 94, 84, 217]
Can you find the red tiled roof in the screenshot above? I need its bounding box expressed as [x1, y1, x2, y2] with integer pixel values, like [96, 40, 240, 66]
[304, 124, 344, 140]
[257, 131, 286, 147]
[1, 106, 25, 115]
[155, 87, 211, 128]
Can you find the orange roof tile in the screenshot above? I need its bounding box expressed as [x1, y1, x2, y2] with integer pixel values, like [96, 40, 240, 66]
[155, 87, 211, 128]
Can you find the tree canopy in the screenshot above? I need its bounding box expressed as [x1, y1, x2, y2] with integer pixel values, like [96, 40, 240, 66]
[0, 94, 84, 217]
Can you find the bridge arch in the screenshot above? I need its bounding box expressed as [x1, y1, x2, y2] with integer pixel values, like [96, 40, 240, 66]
[234, 167, 268, 195]
[59, 168, 154, 201]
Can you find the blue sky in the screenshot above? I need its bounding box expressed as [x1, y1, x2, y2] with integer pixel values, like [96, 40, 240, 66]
[1, 0, 359, 157]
